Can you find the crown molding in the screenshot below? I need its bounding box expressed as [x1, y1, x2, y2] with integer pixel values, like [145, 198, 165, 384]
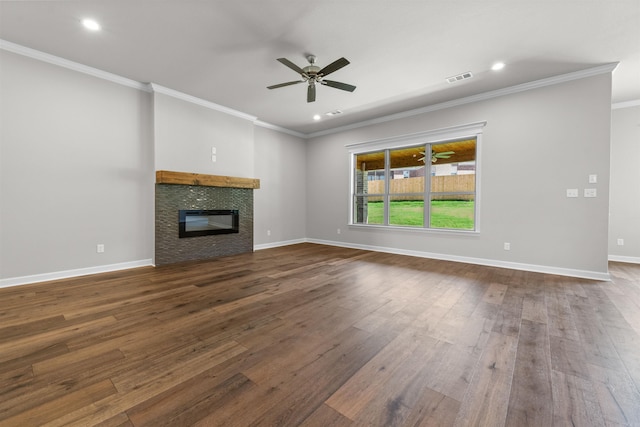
[307, 62, 619, 139]
[0, 39, 150, 92]
[612, 99, 640, 109]
[254, 120, 307, 138]
[1, 39, 620, 139]
[149, 83, 257, 122]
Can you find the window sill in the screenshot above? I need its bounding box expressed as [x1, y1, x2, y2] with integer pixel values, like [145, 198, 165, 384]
[348, 223, 480, 236]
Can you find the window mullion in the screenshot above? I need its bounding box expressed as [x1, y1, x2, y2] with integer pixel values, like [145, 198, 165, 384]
[383, 149, 390, 226]
[424, 143, 431, 229]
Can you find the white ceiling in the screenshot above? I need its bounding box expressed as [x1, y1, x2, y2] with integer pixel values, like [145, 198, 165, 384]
[1, 1, 639, 135]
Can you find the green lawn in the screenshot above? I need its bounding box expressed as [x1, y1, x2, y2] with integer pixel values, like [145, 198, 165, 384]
[366, 200, 474, 229]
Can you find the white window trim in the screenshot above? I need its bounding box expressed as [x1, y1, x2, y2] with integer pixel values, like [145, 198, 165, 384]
[347, 121, 486, 233]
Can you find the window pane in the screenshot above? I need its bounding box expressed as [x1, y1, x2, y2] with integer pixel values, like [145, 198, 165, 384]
[355, 151, 385, 195]
[353, 195, 384, 225]
[430, 197, 475, 230]
[429, 139, 476, 230]
[389, 146, 426, 195]
[389, 195, 424, 227]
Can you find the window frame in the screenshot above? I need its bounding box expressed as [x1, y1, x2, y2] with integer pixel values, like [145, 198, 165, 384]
[347, 121, 486, 233]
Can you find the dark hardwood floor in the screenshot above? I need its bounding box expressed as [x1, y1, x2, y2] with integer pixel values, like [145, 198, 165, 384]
[1, 243, 639, 426]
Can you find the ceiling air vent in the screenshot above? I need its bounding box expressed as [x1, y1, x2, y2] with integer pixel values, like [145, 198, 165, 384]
[446, 72, 473, 84]
[325, 110, 343, 116]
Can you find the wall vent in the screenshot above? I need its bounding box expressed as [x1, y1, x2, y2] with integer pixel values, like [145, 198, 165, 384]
[446, 72, 473, 84]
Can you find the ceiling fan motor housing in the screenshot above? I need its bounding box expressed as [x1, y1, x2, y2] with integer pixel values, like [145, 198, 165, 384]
[303, 65, 321, 78]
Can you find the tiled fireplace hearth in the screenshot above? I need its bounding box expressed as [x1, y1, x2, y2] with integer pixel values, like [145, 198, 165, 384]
[155, 171, 260, 266]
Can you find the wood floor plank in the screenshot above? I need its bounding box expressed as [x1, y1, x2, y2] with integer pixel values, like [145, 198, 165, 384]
[126, 372, 255, 427]
[504, 319, 553, 426]
[587, 362, 640, 426]
[0, 379, 117, 427]
[482, 282, 508, 305]
[0, 243, 638, 426]
[453, 332, 518, 427]
[551, 370, 605, 426]
[325, 329, 442, 420]
[299, 404, 353, 427]
[0, 316, 117, 364]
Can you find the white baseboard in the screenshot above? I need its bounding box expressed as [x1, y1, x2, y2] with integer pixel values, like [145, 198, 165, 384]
[306, 239, 611, 281]
[0, 259, 154, 289]
[2, 240, 615, 289]
[608, 255, 640, 264]
[254, 238, 308, 251]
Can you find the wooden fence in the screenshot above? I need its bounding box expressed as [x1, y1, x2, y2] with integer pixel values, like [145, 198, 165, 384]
[365, 175, 475, 201]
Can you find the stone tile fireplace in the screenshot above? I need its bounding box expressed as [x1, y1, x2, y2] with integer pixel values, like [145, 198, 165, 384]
[155, 171, 260, 266]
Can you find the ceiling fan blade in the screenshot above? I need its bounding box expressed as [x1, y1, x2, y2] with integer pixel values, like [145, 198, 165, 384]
[307, 84, 316, 103]
[267, 80, 304, 89]
[322, 80, 356, 92]
[276, 58, 307, 76]
[318, 57, 350, 76]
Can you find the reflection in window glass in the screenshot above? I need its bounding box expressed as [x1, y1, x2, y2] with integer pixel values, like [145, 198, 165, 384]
[352, 138, 477, 230]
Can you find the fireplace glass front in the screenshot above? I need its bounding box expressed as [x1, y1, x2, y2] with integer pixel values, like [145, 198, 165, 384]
[179, 209, 239, 238]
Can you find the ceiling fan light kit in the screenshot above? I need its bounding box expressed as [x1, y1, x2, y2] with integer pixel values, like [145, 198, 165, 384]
[268, 55, 356, 102]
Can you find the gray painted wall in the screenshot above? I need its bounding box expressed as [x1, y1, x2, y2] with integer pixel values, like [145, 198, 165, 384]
[0, 46, 624, 283]
[153, 92, 255, 178]
[0, 51, 154, 279]
[306, 74, 613, 276]
[253, 126, 307, 246]
[609, 105, 640, 261]
[0, 49, 307, 283]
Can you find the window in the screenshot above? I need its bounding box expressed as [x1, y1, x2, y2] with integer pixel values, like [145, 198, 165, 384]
[349, 122, 484, 232]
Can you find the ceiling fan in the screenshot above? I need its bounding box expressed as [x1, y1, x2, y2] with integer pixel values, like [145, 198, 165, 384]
[267, 55, 356, 103]
[419, 150, 456, 163]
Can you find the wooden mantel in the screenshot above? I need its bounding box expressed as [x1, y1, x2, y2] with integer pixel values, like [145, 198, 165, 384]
[156, 170, 260, 189]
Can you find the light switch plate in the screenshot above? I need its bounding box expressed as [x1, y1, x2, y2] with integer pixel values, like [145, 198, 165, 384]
[584, 188, 597, 198]
[566, 189, 579, 198]
[588, 174, 597, 183]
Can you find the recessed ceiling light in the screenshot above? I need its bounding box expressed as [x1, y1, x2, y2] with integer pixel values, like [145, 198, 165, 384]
[82, 19, 101, 31]
[313, 114, 321, 121]
[491, 62, 505, 71]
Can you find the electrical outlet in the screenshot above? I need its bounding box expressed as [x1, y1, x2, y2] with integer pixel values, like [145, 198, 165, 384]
[617, 238, 624, 246]
[211, 155, 217, 163]
[589, 174, 597, 184]
[503, 242, 511, 251]
[97, 244, 105, 253]
[267, 230, 271, 236]
[337, 228, 341, 234]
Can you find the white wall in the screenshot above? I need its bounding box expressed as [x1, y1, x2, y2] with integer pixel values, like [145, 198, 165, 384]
[153, 93, 254, 178]
[609, 105, 640, 262]
[306, 74, 613, 278]
[0, 51, 154, 282]
[253, 126, 307, 247]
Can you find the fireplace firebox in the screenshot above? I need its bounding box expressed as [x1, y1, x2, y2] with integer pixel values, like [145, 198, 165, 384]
[178, 209, 239, 238]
